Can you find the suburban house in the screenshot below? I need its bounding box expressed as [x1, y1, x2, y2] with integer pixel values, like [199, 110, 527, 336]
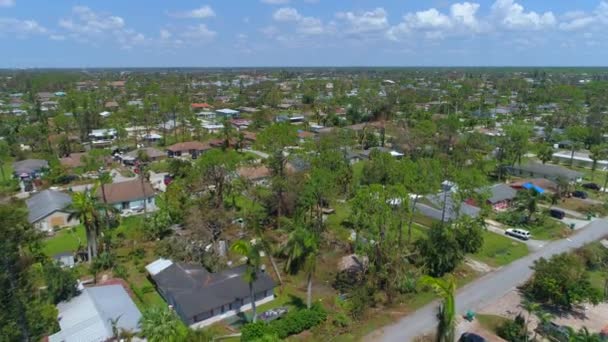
[505, 162, 583, 183]
[552, 150, 608, 169]
[13, 159, 49, 179]
[88, 128, 117, 146]
[121, 147, 166, 165]
[166, 141, 210, 159]
[49, 284, 142, 342]
[510, 178, 558, 194]
[146, 258, 276, 328]
[416, 192, 481, 223]
[26, 190, 78, 233]
[472, 183, 518, 211]
[98, 179, 156, 213]
[215, 108, 240, 118]
[237, 165, 271, 185]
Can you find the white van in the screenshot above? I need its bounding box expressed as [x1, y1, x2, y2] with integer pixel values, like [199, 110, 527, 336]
[505, 228, 531, 241]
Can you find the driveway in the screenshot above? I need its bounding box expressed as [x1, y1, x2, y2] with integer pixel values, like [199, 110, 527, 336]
[485, 220, 546, 251]
[365, 219, 608, 342]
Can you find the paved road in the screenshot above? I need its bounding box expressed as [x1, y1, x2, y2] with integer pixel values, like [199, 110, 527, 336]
[366, 219, 608, 342]
[485, 220, 545, 251]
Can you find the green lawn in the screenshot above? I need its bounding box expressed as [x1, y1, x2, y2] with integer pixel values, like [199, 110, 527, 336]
[472, 231, 529, 267]
[588, 270, 605, 293]
[527, 218, 571, 240]
[43, 225, 86, 256]
[477, 314, 509, 333]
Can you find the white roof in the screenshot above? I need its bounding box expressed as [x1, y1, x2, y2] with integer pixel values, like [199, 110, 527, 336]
[216, 108, 239, 114]
[49, 285, 141, 342]
[145, 258, 173, 276]
[99, 111, 111, 117]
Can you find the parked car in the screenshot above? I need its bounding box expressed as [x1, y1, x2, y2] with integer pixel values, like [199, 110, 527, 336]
[506, 228, 531, 240]
[549, 208, 566, 219]
[259, 307, 288, 322]
[582, 183, 600, 191]
[459, 332, 487, 342]
[572, 190, 588, 199]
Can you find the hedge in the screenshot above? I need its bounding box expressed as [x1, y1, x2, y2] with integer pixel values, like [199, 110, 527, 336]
[241, 305, 327, 341]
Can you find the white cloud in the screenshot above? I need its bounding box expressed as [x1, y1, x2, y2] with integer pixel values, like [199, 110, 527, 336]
[0, 0, 15, 7]
[559, 16, 595, 31]
[388, 2, 483, 41]
[450, 2, 481, 30]
[58, 6, 150, 49]
[171, 5, 216, 19]
[273, 7, 301, 22]
[160, 29, 172, 40]
[491, 0, 556, 30]
[260, 25, 279, 37]
[261, 0, 289, 4]
[336, 7, 389, 34]
[403, 8, 452, 30]
[0, 18, 47, 36]
[297, 17, 324, 35]
[181, 24, 216, 41]
[50, 34, 66, 41]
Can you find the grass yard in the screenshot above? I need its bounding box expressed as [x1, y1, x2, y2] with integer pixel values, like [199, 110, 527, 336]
[527, 218, 571, 240]
[472, 231, 529, 267]
[588, 270, 606, 293]
[477, 314, 509, 333]
[43, 225, 86, 256]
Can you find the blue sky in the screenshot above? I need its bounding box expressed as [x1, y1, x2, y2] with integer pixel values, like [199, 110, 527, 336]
[1, 0, 607, 67]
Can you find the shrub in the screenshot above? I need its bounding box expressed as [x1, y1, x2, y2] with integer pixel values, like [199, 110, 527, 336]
[497, 314, 528, 342]
[240, 305, 327, 341]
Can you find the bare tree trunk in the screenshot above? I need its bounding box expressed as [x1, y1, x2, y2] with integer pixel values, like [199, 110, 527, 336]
[250, 282, 257, 323]
[268, 254, 283, 285]
[306, 272, 313, 309]
[407, 196, 419, 244]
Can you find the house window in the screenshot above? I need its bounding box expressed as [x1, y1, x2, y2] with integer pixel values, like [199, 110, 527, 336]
[147, 198, 152, 204]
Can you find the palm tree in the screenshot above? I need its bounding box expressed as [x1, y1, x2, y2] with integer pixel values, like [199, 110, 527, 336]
[230, 240, 262, 322]
[537, 144, 555, 165]
[419, 275, 456, 342]
[98, 172, 112, 227]
[589, 145, 606, 179]
[139, 306, 185, 342]
[516, 188, 541, 223]
[68, 186, 103, 262]
[137, 149, 151, 216]
[520, 299, 540, 341]
[282, 226, 318, 309]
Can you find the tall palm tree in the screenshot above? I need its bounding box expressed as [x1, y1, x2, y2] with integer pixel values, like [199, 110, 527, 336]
[521, 299, 540, 342]
[230, 240, 262, 322]
[68, 185, 103, 262]
[98, 172, 113, 227]
[516, 188, 541, 223]
[419, 275, 456, 342]
[282, 226, 318, 309]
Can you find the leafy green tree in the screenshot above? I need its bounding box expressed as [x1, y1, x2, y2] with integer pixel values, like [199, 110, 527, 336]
[589, 144, 607, 178]
[231, 240, 262, 322]
[420, 275, 456, 342]
[537, 144, 555, 165]
[0, 203, 58, 341]
[515, 188, 542, 223]
[523, 253, 602, 309]
[283, 225, 319, 309]
[497, 313, 528, 342]
[139, 306, 187, 342]
[415, 223, 464, 277]
[43, 262, 79, 304]
[196, 149, 240, 208]
[565, 125, 589, 166]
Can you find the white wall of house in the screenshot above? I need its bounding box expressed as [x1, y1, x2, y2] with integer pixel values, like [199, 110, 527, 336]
[34, 211, 79, 232]
[189, 294, 275, 329]
[112, 197, 156, 212]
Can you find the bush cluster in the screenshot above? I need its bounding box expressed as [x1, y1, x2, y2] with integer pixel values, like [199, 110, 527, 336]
[241, 305, 327, 341]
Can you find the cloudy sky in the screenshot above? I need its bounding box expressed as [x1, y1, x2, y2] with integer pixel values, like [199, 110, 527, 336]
[1, 0, 608, 67]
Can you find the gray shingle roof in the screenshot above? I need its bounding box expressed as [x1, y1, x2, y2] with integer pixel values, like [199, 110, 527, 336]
[420, 192, 480, 222]
[149, 260, 275, 322]
[506, 162, 583, 181]
[483, 184, 517, 204]
[13, 159, 48, 175]
[26, 190, 72, 223]
[49, 285, 141, 342]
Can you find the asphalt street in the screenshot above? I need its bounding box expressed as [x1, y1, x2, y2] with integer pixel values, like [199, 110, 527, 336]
[365, 219, 608, 342]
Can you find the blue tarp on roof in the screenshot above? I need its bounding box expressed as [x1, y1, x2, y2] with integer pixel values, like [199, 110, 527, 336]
[522, 182, 545, 194]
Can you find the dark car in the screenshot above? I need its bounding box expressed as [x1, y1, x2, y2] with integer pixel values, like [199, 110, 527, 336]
[549, 208, 566, 219]
[459, 332, 487, 342]
[582, 183, 600, 191]
[572, 190, 588, 199]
